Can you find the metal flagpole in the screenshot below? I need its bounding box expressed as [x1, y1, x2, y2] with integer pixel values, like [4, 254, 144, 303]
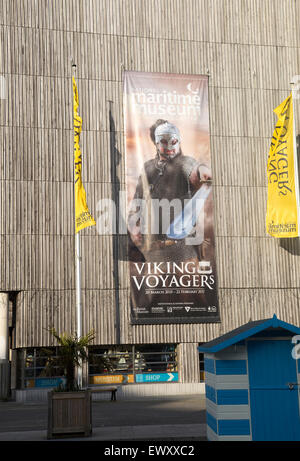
[72, 61, 83, 389]
[75, 231, 82, 388]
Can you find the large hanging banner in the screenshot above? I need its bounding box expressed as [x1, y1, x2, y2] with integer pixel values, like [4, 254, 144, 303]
[124, 71, 219, 324]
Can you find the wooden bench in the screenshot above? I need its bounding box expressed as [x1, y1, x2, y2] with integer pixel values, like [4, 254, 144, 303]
[90, 386, 119, 401]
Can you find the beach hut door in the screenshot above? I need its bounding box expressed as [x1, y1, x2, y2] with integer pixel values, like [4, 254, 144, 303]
[248, 340, 300, 441]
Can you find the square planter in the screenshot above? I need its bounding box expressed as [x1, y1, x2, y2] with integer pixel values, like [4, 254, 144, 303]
[47, 389, 92, 439]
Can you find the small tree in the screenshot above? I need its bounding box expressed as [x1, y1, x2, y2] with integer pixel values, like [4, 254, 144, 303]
[48, 328, 95, 391]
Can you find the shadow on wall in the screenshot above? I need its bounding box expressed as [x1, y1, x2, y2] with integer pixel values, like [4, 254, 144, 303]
[279, 135, 300, 255]
[109, 101, 131, 263]
[109, 101, 122, 345]
[279, 238, 300, 255]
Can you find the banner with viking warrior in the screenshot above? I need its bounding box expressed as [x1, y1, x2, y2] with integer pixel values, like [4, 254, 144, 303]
[124, 71, 219, 324]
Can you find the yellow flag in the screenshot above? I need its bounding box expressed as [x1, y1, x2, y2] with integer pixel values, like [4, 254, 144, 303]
[73, 77, 96, 233]
[266, 93, 299, 238]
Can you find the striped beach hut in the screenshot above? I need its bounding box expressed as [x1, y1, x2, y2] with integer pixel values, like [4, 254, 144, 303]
[198, 315, 300, 441]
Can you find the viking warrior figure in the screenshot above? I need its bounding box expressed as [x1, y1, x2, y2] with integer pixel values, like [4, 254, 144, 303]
[128, 119, 212, 263]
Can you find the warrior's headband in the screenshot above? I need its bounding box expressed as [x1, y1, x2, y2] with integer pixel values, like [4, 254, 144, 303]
[154, 123, 181, 144]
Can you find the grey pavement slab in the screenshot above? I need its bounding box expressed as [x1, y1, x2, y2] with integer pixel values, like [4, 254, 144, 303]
[0, 423, 207, 441]
[0, 395, 207, 441]
[0, 395, 206, 432]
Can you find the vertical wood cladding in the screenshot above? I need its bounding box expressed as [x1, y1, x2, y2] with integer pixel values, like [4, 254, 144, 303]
[0, 0, 300, 349]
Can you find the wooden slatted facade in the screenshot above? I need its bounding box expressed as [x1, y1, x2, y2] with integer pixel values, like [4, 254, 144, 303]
[1, 0, 300, 384]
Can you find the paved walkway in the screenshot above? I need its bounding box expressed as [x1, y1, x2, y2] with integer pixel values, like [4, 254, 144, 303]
[0, 395, 207, 441]
[0, 424, 206, 441]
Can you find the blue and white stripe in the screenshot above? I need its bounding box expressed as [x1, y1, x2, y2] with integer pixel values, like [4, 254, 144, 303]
[204, 346, 252, 441]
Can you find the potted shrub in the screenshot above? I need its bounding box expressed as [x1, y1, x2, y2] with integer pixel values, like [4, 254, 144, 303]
[46, 328, 95, 439]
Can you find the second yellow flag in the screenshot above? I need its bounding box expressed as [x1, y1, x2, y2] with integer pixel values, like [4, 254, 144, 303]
[266, 93, 299, 238]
